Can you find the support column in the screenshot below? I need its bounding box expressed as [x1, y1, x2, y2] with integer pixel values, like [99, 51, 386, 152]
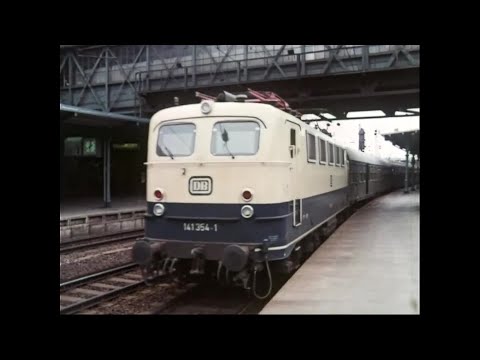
[417, 157, 420, 190]
[244, 45, 248, 81]
[139, 128, 148, 199]
[146, 45, 151, 91]
[105, 51, 109, 111]
[411, 156, 416, 191]
[192, 45, 196, 86]
[362, 45, 369, 71]
[60, 123, 65, 202]
[404, 150, 409, 194]
[103, 137, 111, 208]
[68, 54, 73, 104]
[301, 45, 306, 75]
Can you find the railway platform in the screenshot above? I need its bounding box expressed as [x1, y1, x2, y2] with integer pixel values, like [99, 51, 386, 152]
[60, 196, 146, 242]
[261, 190, 419, 314]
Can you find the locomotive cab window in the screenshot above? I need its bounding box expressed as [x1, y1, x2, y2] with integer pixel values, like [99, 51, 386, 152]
[290, 129, 296, 158]
[211, 121, 260, 156]
[306, 132, 316, 163]
[328, 143, 334, 165]
[318, 138, 327, 164]
[157, 123, 196, 157]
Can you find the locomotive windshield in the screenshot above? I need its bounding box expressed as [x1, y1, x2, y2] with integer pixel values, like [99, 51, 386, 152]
[157, 123, 196, 157]
[211, 121, 260, 156]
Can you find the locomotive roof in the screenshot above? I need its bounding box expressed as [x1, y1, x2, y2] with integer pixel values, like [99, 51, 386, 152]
[151, 102, 410, 167]
[152, 102, 337, 140]
[151, 101, 281, 123]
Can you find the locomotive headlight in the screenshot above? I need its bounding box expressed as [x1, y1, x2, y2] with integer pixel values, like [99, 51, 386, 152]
[241, 205, 254, 219]
[200, 101, 212, 114]
[153, 203, 165, 216]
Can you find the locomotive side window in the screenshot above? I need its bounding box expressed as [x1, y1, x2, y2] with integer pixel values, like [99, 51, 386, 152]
[157, 123, 196, 157]
[335, 146, 340, 166]
[211, 121, 260, 156]
[306, 132, 316, 163]
[328, 143, 334, 165]
[318, 138, 327, 164]
[290, 129, 296, 158]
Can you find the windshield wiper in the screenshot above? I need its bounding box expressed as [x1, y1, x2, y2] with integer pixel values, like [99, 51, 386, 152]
[221, 128, 235, 159]
[163, 146, 174, 159]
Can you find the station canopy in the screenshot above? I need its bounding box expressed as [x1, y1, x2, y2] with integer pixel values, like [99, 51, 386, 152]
[382, 129, 419, 156]
[60, 103, 149, 127]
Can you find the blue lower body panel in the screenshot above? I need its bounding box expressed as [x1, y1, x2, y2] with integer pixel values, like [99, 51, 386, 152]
[144, 187, 349, 262]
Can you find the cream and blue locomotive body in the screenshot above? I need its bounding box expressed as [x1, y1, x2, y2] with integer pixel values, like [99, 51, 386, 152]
[132, 99, 405, 290]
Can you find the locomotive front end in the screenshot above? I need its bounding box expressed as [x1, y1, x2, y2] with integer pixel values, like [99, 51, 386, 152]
[132, 101, 290, 288]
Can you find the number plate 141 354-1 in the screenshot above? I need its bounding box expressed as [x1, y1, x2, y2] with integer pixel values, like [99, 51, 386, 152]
[183, 223, 218, 232]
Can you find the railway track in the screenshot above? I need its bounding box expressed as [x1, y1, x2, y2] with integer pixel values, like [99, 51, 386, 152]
[60, 200, 366, 315]
[153, 281, 261, 315]
[60, 229, 144, 254]
[60, 263, 145, 314]
[152, 207, 354, 315]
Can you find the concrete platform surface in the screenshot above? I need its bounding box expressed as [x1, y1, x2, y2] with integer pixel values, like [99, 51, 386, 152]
[60, 196, 146, 220]
[261, 191, 419, 315]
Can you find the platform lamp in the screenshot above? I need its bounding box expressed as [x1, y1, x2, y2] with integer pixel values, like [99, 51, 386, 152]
[359, 126, 365, 152]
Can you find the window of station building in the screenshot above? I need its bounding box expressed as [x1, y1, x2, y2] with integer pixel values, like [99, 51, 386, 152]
[335, 146, 340, 166]
[64, 137, 83, 157]
[112, 143, 140, 151]
[64, 137, 102, 157]
[328, 143, 334, 165]
[318, 138, 327, 164]
[211, 121, 260, 156]
[306, 132, 316, 163]
[157, 123, 196, 157]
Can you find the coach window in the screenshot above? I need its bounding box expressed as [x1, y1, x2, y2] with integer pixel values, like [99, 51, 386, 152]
[341, 149, 345, 167]
[318, 138, 327, 164]
[157, 123, 196, 157]
[211, 121, 260, 156]
[335, 146, 340, 166]
[328, 143, 334, 165]
[306, 132, 316, 163]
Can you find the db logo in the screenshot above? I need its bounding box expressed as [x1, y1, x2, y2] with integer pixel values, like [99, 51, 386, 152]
[189, 177, 212, 195]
